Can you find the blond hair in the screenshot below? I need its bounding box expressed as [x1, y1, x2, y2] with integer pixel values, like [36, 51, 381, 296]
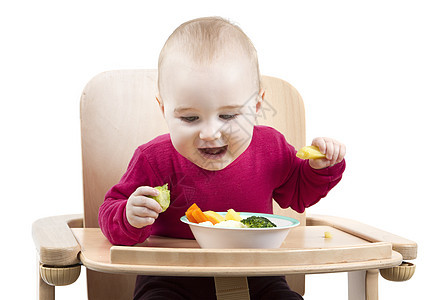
[158, 17, 261, 92]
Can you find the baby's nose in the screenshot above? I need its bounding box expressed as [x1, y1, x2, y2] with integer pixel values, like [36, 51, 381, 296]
[199, 124, 222, 141]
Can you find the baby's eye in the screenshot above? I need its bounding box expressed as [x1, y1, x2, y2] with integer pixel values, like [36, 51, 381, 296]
[219, 114, 238, 120]
[180, 116, 199, 123]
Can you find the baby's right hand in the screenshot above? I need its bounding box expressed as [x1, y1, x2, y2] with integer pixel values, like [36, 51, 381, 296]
[126, 186, 163, 228]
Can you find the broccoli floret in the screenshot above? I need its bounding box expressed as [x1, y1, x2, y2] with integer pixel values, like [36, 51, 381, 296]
[241, 216, 277, 228]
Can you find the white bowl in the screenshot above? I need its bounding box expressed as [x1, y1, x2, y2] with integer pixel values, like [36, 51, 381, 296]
[180, 212, 300, 249]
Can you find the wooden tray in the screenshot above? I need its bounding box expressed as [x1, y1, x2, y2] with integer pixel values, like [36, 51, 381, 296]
[72, 226, 402, 276]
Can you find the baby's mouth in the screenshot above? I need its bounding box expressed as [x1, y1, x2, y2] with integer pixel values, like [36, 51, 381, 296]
[198, 145, 228, 159]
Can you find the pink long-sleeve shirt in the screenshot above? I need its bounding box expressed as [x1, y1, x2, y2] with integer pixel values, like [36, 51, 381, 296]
[99, 126, 345, 245]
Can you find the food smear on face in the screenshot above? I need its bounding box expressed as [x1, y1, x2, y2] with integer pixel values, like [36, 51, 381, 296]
[184, 204, 277, 228]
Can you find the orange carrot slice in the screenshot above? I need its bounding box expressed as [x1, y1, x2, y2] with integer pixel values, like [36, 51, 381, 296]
[185, 203, 198, 223]
[185, 209, 197, 223]
[186, 203, 201, 223]
[186, 203, 199, 213]
[192, 208, 209, 223]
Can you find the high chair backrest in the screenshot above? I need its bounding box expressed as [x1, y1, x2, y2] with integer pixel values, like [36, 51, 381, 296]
[80, 70, 306, 298]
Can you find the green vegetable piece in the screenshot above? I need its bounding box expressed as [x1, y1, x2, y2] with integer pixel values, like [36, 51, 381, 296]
[240, 216, 277, 228]
[152, 184, 170, 212]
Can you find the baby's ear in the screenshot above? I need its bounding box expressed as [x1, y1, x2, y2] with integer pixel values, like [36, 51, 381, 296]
[155, 93, 165, 116]
[256, 88, 265, 113]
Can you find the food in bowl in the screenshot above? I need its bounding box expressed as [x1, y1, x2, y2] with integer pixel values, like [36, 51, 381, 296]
[203, 210, 225, 223]
[241, 216, 276, 228]
[201, 220, 247, 228]
[181, 204, 300, 248]
[225, 208, 242, 221]
[185, 204, 278, 228]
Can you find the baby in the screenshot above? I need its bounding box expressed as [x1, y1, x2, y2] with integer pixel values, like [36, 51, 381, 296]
[99, 16, 346, 300]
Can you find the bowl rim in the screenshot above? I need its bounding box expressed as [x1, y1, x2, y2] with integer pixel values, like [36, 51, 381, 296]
[180, 212, 300, 230]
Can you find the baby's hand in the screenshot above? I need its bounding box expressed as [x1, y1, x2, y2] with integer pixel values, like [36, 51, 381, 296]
[126, 186, 163, 228]
[308, 137, 346, 170]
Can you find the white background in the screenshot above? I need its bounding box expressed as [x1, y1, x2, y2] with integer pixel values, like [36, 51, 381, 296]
[1, 0, 436, 299]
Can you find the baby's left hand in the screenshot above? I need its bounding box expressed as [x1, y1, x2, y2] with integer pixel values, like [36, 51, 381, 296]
[309, 137, 346, 170]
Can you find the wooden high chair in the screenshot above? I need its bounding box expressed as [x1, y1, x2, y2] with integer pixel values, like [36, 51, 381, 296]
[32, 70, 417, 300]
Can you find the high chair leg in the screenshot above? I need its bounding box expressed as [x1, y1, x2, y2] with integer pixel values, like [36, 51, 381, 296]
[38, 262, 55, 300]
[348, 269, 378, 300]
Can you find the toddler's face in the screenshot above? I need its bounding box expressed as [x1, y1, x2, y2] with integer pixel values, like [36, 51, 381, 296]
[159, 54, 263, 171]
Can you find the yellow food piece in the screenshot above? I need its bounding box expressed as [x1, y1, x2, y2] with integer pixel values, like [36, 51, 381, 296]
[215, 220, 247, 228]
[225, 209, 242, 221]
[203, 211, 226, 223]
[296, 146, 326, 160]
[324, 231, 332, 238]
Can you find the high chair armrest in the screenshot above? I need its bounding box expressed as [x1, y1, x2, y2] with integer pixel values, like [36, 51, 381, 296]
[307, 214, 417, 260]
[32, 214, 83, 266]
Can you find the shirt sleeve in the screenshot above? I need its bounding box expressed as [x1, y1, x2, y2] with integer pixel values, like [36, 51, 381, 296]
[272, 136, 346, 213]
[98, 147, 158, 245]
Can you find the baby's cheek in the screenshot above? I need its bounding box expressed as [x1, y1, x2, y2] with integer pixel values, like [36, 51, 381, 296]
[231, 121, 254, 144]
[170, 130, 195, 155]
[227, 130, 253, 159]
